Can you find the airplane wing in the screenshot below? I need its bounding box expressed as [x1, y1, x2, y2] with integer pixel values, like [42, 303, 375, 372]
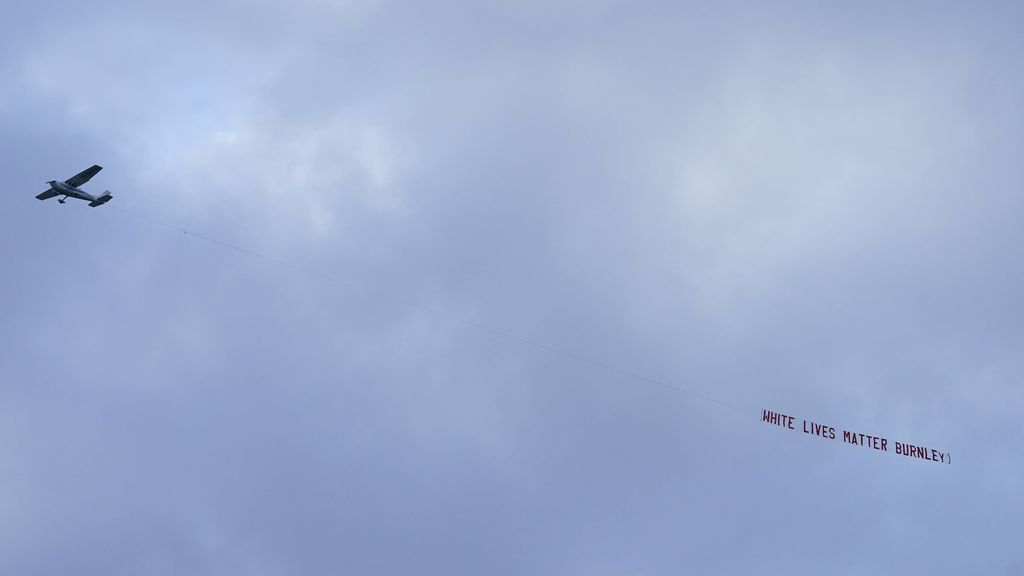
[36, 189, 59, 200]
[64, 164, 103, 188]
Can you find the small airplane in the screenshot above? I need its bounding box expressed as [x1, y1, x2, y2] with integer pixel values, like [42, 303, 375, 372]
[36, 164, 113, 207]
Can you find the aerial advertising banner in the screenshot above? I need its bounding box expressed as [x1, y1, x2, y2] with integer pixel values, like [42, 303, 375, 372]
[762, 409, 950, 464]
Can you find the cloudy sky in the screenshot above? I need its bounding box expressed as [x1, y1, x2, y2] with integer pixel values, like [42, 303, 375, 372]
[2, 1, 1022, 574]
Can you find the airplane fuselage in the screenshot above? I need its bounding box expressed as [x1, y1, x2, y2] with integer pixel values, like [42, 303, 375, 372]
[37, 164, 112, 207]
[48, 180, 97, 202]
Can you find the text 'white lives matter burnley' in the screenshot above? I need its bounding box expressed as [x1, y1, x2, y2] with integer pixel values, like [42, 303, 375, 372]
[761, 409, 950, 464]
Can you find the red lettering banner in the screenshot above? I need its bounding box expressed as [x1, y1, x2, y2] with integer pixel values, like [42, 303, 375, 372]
[761, 409, 950, 464]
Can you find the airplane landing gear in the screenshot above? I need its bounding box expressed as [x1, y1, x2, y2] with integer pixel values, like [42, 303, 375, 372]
[58, 197, 67, 204]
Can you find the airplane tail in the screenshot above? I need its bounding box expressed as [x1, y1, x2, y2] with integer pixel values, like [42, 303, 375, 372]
[88, 191, 113, 208]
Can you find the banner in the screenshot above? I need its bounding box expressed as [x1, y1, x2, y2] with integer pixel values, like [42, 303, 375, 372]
[762, 409, 950, 464]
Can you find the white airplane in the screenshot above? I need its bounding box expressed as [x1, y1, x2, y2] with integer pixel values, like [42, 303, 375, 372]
[36, 164, 113, 207]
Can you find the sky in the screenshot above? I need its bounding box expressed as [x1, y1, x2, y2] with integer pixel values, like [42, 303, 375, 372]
[1, 1, 1022, 574]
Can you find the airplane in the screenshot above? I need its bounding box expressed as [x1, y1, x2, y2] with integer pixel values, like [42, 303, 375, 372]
[36, 164, 113, 207]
